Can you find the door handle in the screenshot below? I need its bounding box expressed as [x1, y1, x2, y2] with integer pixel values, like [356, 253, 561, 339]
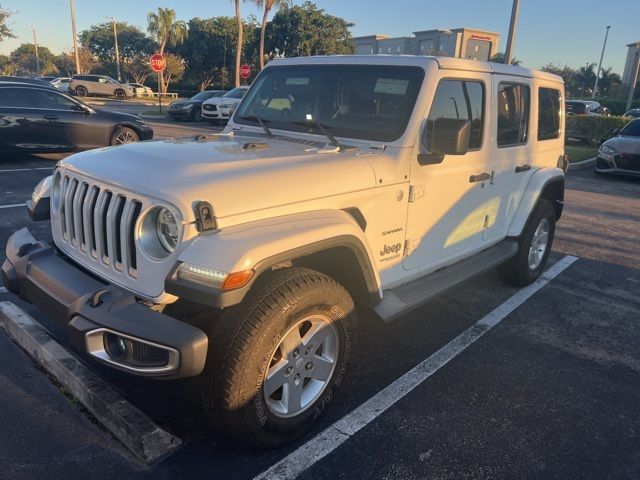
[44, 114, 60, 120]
[469, 172, 491, 183]
[515, 164, 532, 173]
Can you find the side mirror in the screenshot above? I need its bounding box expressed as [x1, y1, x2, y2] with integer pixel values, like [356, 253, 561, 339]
[71, 104, 89, 114]
[419, 118, 471, 165]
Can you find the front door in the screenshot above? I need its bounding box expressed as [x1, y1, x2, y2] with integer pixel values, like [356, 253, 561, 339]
[403, 76, 492, 271]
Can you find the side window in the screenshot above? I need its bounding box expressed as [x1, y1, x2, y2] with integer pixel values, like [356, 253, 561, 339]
[538, 87, 561, 140]
[497, 83, 530, 147]
[0, 88, 32, 108]
[29, 90, 77, 110]
[98, 77, 108, 83]
[427, 79, 485, 150]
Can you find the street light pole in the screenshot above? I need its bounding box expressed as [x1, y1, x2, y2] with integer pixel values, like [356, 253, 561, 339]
[29, 25, 40, 76]
[504, 0, 521, 65]
[70, 0, 81, 74]
[108, 17, 122, 82]
[592, 25, 611, 98]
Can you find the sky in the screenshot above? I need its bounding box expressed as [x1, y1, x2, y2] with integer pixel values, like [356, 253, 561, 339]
[1, 0, 638, 74]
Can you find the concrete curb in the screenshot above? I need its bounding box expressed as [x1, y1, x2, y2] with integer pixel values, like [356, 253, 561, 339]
[0, 301, 182, 465]
[569, 156, 597, 169]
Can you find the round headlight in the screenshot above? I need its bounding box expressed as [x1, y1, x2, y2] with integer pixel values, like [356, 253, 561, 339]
[156, 208, 178, 253]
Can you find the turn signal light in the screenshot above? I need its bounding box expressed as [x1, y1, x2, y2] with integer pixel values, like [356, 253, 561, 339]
[222, 270, 254, 290]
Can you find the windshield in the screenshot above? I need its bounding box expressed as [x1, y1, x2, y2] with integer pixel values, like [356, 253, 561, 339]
[224, 87, 247, 99]
[235, 65, 425, 142]
[566, 101, 587, 114]
[191, 91, 216, 101]
[620, 119, 640, 137]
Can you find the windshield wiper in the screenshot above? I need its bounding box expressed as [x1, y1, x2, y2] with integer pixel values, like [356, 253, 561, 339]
[238, 114, 273, 137]
[293, 119, 341, 148]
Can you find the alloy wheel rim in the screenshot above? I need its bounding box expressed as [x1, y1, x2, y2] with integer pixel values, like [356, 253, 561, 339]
[528, 218, 549, 270]
[114, 131, 137, 144]
[263, 314, 339, 418]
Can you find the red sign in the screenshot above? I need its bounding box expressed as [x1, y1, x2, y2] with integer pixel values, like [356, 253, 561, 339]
[150, 54, 166, 72]
[470, 34, 491, 41]
[240, 64, 251, 79]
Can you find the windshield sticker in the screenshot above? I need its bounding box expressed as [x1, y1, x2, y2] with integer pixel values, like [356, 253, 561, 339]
[374, 78, 409, 95]
[286, 77, 310, 86]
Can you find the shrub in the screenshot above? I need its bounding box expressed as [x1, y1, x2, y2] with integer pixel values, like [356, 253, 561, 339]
[566, 115, 631, 145]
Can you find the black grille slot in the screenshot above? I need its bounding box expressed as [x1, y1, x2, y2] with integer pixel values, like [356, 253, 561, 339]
[129, 201, 142, 271]
[615, 154, 640, 172]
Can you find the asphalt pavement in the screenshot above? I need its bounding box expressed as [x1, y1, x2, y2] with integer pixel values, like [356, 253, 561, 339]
[1, 135, 639, 479]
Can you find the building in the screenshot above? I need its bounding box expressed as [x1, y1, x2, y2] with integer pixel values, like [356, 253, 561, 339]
[622, 41, 640, 92]
[354, 28, 500, 62]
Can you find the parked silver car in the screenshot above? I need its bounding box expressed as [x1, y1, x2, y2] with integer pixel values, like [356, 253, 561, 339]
[595, 118, 640, 176]
[69, 74, 134, 100]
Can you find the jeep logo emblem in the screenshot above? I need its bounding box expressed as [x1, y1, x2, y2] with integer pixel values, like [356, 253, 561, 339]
[380, 243, 402, 256]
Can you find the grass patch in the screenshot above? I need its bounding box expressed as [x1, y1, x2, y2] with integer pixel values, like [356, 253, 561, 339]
[566, 145, 598, 163]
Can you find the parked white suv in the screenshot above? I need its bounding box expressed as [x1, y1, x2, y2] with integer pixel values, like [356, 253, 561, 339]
[4, 55, 567, 447]
[202, 86, 249, 122]
[69, 74, 134, 100]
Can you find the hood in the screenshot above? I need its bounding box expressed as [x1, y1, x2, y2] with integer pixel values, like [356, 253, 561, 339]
[93, 106, 143, 121]
[169, 99, 196, 108]
[605, 136, 640, 155]
[58, 133, 378, 224]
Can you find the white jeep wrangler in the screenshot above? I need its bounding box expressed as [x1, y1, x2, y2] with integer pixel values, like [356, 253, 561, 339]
[3, 55, 567, 447]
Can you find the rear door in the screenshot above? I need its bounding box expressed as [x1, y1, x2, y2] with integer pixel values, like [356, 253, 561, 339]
[482, 77, 533, 241]
[0, 86, 41, 152]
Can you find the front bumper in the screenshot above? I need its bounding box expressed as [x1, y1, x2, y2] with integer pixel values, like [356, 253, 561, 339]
[595, 155, 640, 175]
[139, 126, 154, 141]
[2, 228, 208, 379]
[167, 108, 193, 119]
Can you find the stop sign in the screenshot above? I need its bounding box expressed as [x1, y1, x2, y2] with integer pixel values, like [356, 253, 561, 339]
[150, 54, 166, 72]
[240, 64, 251, 79]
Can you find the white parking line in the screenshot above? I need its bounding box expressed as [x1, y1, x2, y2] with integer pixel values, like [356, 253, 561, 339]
[0, 167, 52, 173]
[255, 255, 579, 480]
[0, 203, 26, 210]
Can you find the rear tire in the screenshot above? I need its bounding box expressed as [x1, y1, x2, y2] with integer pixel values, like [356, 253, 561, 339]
[109, 126, 139, 145]
[75, 86, 88, 97]
[201, 268, 356, 447]
[498, 199, 556, 286]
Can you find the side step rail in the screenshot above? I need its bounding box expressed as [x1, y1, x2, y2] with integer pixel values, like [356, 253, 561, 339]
[374, 239, 518, 323]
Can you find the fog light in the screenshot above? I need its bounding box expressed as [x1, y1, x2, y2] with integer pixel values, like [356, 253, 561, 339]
[104, 333, 131, 361]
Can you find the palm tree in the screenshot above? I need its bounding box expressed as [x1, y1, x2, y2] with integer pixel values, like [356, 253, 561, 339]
[233, 0, 243, 87]
[256, 0, 281, 70]
[147, 7, 188, 92]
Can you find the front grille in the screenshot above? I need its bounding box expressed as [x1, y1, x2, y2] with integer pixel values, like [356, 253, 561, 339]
[203, 104, 217, 111]
[615, 154, 640, 172]
[57, 173, 143, 277]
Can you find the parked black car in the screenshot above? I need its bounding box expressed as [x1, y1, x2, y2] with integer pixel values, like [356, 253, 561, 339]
[0, 82, 153, 154]
[167, 90, 227, 121]
[0, 76, 54, 87]
[623, 108, 640, 118]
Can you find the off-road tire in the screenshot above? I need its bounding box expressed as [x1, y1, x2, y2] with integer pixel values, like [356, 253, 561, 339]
[498, 198, 556, 286]
[75, 86, 88, 97]
[201, 267, 356, 447]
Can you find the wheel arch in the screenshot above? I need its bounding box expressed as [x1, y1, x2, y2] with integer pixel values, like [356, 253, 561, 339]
[166, 210, 382, 309]
[507, 167, 565, 238]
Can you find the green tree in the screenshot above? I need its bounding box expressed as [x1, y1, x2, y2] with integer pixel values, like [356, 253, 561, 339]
[124, 54, 153, 84]
[79, 22, 155, 66]
[0, 5, 15, 42]
[0, 53, 14, 74]
[163, 53, 185, 91]
[147, 7, 188, 92]
[576, 63, 597, 97]
[10, 43, 58, 76]
[55, 48, 97, 75]
[265, 2, 355, 58]
[490, 52, 521, 66]
[256, 0, 282, 70]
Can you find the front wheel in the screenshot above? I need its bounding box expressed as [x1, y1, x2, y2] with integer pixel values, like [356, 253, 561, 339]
[201, 268, 355, 447]
[114, 89, 126, 101]
[75, 86, 88, 97]
[190, 107, 202, 122]
[498, 199, 556, 286]
[110, 126, 139, 145]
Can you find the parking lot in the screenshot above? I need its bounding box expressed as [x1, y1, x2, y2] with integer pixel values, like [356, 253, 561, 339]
[1, 123, 640, 480]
